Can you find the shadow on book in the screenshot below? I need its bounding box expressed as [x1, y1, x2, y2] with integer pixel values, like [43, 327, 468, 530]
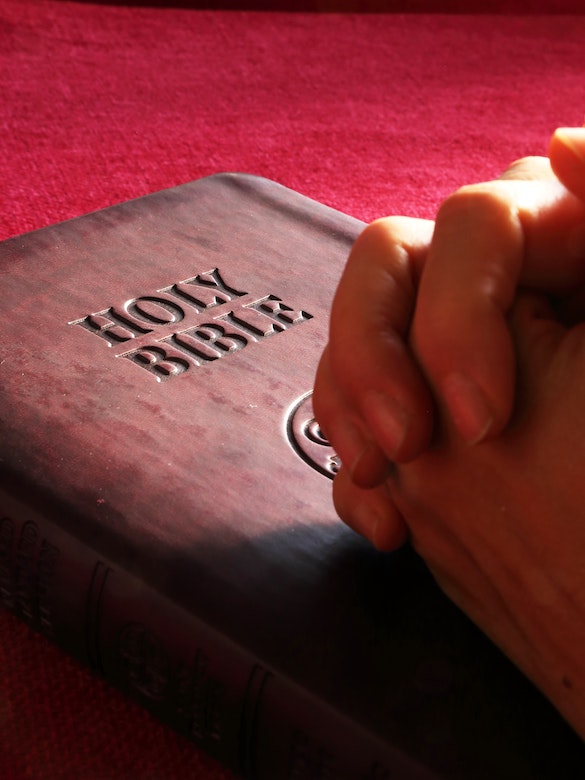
[113, 517, 585, 780]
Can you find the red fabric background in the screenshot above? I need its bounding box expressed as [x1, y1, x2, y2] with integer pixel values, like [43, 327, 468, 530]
[1, 2, 585, 778]
[68, 1, 585, 13]
[74, 0, 583, 14]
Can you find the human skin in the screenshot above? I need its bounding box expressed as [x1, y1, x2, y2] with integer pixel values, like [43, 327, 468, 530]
[313, 127, 585, 737]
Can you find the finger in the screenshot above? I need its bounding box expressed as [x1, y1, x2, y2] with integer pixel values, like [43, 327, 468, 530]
[498, 155, 557, 182]
[549, 127, 585, 203]
[412, 173, 585, 445]
[412, 184, 522, 443]
[314, 346, 390, 488]
[497, 155, 585, 288]
[332, 465, 408, 552]
[323, 217, 435, 472]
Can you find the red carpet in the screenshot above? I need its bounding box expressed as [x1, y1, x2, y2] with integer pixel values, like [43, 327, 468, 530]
[2, 2, 585, 778]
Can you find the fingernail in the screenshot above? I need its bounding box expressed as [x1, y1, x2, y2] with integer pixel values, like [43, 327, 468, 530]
[363, 391, 408, 460]
[328, 418, 371, 479]
[554, 127, 585, 164]
[353, 497, 407, 552]
[441, 374, 493, 445]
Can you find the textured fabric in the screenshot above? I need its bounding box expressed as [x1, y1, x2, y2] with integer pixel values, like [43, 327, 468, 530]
[72, 1, 585, 13]
[1, 2, 585, 778]
[3, 0, 585, 244]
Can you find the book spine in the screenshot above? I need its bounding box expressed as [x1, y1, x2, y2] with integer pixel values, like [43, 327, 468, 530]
[0, 489, 436, 780]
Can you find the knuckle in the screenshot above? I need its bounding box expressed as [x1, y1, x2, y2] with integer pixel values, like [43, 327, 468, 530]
[351, 215, 424, 255]
[439, 182, 504, 213]
[435, 182, 520, 235]
[499, 155, 552, 181]
[350, 217, 401, 258]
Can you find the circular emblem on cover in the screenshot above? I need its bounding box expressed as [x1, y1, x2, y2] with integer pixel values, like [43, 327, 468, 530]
[286, 391, 340, 479]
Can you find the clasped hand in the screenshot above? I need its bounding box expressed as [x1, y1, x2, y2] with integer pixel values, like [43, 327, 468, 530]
[313, 127, 585, 738]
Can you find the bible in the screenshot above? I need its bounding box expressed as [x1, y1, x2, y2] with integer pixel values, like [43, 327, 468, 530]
[1, 173, 583, 779]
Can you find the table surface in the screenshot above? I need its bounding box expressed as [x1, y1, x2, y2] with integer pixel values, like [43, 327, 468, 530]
[2, 2, 585, 778]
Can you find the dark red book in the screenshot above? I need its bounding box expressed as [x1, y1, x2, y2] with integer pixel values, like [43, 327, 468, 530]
[1, 174, 582, 779]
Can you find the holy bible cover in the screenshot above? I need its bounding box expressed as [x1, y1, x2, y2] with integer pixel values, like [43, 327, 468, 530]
[1, 174, 583, 779]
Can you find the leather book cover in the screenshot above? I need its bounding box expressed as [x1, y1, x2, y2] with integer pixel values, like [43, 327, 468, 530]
[0, 173, 583, 779]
